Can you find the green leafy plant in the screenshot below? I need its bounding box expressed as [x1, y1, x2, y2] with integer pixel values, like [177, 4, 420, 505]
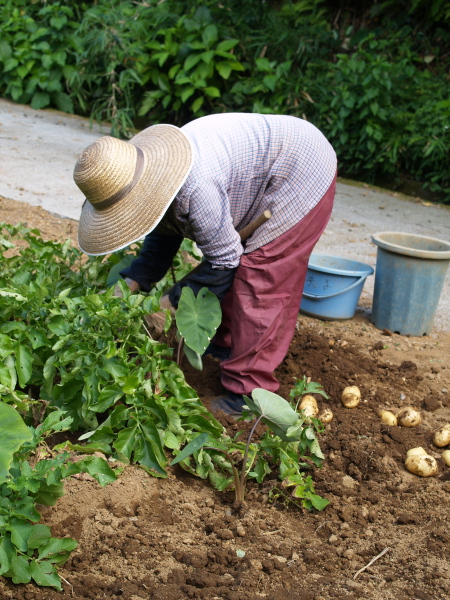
[0, 403, 118, 590]
[1, 222, 331, 590]
[289, 375, 329, 406]
[171, 387, 329, 510]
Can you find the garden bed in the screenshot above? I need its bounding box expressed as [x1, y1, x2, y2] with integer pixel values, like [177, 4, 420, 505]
[0, 197, 449, 600]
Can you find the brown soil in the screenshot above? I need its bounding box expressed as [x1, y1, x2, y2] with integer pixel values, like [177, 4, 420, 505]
[1, 197, 450, 600]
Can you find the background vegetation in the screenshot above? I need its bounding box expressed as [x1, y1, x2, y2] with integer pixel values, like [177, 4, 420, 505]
[0, 0, 449, 201]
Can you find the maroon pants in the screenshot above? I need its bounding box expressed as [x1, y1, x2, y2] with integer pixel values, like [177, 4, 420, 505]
[214, 174, 337, 395]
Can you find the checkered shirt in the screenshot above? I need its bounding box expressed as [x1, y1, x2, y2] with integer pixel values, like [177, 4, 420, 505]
[171, 113, 336, 269]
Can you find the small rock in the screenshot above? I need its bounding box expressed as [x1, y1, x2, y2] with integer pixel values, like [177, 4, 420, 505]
[328, 534, 339, 545]
[236, 525, 246, 537]
[250, 559, 263, 571]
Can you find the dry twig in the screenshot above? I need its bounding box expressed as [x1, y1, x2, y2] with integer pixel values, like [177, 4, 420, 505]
[353, 547, 391, 580]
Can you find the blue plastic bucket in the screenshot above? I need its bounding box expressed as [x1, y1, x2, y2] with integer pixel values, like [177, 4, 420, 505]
[300, 255, 374, 320]
[371, 232, 450, 336]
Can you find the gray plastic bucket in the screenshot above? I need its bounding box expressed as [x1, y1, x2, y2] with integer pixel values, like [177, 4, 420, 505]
[371, 232, 450, 336]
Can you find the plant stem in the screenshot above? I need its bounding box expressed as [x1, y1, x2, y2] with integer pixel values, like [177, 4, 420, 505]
[239, 415, 263, 502]
[176, 337, 184, 366]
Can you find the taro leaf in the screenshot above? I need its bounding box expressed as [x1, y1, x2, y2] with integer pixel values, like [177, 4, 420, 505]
[0, 402, 33, 478]
[30, 559, 61, 590]
[183, 344, 203, 370]
[245, 389, 299, 442]
[170, 432, 208, 466]
[176, 287, 221, 354]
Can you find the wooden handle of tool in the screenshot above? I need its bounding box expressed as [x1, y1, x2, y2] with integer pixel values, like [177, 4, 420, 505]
[238, 210, 272, 242]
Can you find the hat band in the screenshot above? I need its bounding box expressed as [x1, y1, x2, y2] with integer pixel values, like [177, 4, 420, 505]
[92, 146, 145, 211]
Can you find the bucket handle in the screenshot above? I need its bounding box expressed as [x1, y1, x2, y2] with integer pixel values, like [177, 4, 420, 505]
[302, 275, 368, 300]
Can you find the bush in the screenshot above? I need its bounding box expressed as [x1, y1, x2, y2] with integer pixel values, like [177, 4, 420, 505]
[0, 0, 449, 201]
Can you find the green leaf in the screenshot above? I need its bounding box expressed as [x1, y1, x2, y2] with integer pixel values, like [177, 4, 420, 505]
[31, 92, 50, 110]
[180, 86, 196, 103]
[176, 287, 221, 354]
[303, 491, 330, 511]
[183, 344, 203, 370]
[216, 62, 232, 79]
[114, 426, 137, 462]
[15, 342, 33, 388]
[245, 389, 299, 441]
[47, 315, 71, 336]
[216, 39, 239, 52]
[92, 384, 124, 412]
[170, 433, 208, 466]
[122, 375, 140, 394]
[184, 53, 202, 71]
[0, 534, 14, 575]
[191, 95, 204, 113]
[10, 522, 33, 553]
[53, 92, 73, 113]
[202, 24, 218, 46]
[30, 559, 61, 590]
[37, 537, 78, 564]
[9, 553, 31, 585]
[106, 254, 135, 287]
[204, 86, 221, 98]
[0, 403, 33, 478]
[71, 457, 118, 487]
[27, 525, 52, 550]
[32, 482, 65, 507]
[134, 432, 167, 476]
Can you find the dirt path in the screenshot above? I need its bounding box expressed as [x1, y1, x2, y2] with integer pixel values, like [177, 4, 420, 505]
[1, 200, 449, 600]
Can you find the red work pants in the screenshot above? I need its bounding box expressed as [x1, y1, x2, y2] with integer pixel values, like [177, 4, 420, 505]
[214, 173, 337, 395]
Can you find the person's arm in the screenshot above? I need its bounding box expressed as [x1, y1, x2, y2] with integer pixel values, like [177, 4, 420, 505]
[119, 230, 183, 292]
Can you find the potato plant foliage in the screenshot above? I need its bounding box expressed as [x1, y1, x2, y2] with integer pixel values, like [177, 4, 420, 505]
[0, 224, 328, 589]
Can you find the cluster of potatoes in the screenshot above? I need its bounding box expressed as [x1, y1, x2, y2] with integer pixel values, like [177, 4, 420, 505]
[301, 384, 450, 478]
[377, 404, 450, 477]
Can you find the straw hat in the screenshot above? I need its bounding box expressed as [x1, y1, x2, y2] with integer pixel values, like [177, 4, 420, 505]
[74, 124, 193, 255]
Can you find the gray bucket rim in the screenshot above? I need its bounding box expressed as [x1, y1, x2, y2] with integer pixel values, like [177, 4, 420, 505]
[372, 231, 450, 260]
[308, 254, 375, 277]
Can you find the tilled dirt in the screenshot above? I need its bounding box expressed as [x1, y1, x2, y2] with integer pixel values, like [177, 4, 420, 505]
[1, 199, 450, 600]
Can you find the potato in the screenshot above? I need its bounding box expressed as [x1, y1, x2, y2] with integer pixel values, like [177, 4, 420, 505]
[341, 386, 361, 408]
[433, 423, 450, 448]
[299, 394, 319, 418]
[405, 453, 438, 477]
[406, 447, 428, 458]
[442, 450, 450, 467]
[378, 410, 397, 426]
[319, 408, 333, 424]
[397, 406, 422, 427]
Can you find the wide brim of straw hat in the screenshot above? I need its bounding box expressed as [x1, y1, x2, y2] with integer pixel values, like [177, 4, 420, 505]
[76, 124, 193, 256]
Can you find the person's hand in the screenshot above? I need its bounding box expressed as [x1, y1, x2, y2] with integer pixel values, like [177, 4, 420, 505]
[143, 294, 175, 340]
[143, 311, 167, 339]
[114, 277, 141, 298]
